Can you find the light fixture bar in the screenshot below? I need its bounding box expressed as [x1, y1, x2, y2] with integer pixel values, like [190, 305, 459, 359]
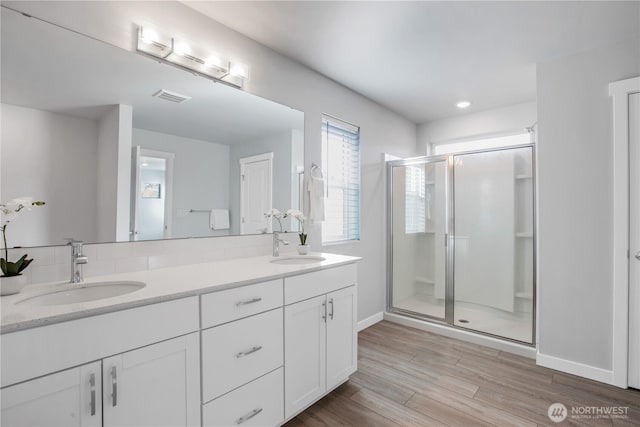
[136, 26, 248, 88]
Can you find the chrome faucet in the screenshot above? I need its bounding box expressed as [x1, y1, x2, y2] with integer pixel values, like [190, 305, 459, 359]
[66, 239, 88, 283]
[272, 231, 289, 257]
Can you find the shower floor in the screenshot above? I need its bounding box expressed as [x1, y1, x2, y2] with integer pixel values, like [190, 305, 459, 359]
[394, 293, 533, 343]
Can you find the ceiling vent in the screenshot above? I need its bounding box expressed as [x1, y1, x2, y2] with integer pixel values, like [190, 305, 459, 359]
[152, 89, 191, 104]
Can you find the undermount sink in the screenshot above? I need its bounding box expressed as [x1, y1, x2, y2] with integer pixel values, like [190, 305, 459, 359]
[16, 281, 146, 306]
[270, 256, 326, 265]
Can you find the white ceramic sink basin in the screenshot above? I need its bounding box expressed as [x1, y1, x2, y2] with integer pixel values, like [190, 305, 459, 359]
[270, 256, 326, 265]
[16, 281, 146, 306]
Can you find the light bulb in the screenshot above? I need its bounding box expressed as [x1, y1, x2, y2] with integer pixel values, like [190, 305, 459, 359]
[456, 101, 471, 109]
[229, 62, 249, 79]
[205, 55, 223, 69]
[140, 28, 159, 45]
[174, 42, 191, 57]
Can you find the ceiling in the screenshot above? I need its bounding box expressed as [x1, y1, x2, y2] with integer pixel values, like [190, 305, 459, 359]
[184, 1, 640, 123]
[1, 8, 302, 145]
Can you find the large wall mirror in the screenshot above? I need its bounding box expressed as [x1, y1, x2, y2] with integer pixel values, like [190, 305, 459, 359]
[1, 8, 304, 248]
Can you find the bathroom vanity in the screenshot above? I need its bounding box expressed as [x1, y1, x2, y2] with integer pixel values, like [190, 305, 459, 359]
[0, 253, 360, 426]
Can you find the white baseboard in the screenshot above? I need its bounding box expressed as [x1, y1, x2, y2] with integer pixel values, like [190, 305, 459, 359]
[536, 352, 615, 385]
[358, 312, 384, 331]
[384, 312, 536, 359]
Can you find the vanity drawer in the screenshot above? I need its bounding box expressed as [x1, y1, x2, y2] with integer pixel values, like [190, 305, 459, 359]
[202, 367, 283, 427]
[284, 263, 357, 305]
[202, 308, 283, 402]
[201, 279, 283, 328]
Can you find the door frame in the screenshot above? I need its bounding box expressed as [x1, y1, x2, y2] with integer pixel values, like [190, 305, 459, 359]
[239, 152, 273, 235]
[609, 76, 640, 388]
[131, 147, 175, 240]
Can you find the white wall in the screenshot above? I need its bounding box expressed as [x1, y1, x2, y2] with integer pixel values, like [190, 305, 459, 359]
[97, 105, 132, 243]
[417, 101, 537, 155]
[133, 128, 231, 239]
[537, 37, 640, 372]
[9, 1, 418, 322]
[1, 104, 98, 246]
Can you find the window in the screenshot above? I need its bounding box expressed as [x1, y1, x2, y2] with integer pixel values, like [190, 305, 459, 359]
[405, 165, 426, 234]
[321, 115, 360, 243]
[432, 132, 531, 155]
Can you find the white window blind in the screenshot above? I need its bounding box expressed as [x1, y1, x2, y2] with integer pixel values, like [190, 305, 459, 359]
[405, 166, 426, 234]
[321, 115, 360, 243]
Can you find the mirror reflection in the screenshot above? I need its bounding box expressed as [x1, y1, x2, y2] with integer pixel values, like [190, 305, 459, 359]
[0, 9, 304, 248]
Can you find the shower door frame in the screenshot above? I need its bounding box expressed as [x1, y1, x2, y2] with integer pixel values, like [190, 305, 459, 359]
[386, 144, 537, 346]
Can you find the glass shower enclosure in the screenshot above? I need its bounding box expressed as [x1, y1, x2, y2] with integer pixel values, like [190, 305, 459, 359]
[387, 145, 535, 344]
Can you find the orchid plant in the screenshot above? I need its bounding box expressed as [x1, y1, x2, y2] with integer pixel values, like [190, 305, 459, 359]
[264, 208, 284, 232]
[284, 209, 307, 245]
[1, 197, 45, 277]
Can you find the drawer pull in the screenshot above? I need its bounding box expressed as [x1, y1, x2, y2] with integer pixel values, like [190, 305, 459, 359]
[236, 297, 262, 306]
[236, 407, 263, 424]
[89, 373, 96, 416]
[235, 345, 263, 358]
[111, 366, 118, 407]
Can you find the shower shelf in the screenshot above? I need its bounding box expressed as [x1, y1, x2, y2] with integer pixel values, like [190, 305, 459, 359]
[515, 291, 533, 299]
[415, 276, 435, 285]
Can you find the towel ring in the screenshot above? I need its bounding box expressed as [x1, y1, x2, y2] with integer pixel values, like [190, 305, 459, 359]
[311, 163, 324, 178]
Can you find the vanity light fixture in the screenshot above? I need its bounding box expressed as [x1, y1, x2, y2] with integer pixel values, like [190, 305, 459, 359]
[456, 100, 472, 109]
[136, 26, 249, 88]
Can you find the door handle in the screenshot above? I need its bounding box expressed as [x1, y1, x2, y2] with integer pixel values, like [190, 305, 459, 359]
[635, 251, 640, 261]
[329, 298, 334, 320]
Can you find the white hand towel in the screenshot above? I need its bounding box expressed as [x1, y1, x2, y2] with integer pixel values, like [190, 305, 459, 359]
[210, 209, 230, 230]
[308, 175, 325, 222]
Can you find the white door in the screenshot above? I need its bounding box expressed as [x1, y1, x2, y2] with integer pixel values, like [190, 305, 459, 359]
[103, 333, 200, 427]
[240, 153, 273, 235]
[326, 285, 358, 390]
[131, 147, 174, 241]
[284, 295, 326, 418]
[629, 92, 640, 389]
[1, 361, 102, 427]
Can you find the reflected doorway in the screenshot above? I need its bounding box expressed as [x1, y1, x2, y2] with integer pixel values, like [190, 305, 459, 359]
[131, 147, 174, 241]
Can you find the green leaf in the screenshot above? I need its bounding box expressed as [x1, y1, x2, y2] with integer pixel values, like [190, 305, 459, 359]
[1, 254, 33, 276]
[18, 258, 33, 274]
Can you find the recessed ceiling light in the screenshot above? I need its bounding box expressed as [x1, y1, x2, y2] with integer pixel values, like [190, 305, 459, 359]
[456, 101, 471, 109]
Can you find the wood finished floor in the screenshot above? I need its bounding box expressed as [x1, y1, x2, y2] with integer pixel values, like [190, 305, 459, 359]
[284, 321, 640, 427]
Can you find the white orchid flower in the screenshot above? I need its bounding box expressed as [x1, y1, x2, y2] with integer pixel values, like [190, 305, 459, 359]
[285, 209, 304, 220]
[264, 208, 283, 219]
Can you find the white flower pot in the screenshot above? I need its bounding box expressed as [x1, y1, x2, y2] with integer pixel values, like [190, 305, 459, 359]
[1, 274, 27, 296]
[297, 244, 310, 255]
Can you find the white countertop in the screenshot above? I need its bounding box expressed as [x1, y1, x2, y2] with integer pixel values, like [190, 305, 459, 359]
[1, 252, 361, 334]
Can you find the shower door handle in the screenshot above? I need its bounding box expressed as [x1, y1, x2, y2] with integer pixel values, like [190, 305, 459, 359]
[635, 251, 640, 261]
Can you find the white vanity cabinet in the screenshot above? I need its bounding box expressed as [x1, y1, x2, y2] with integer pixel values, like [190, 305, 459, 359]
[283, 265, 358, 419]
[1, 361, 102, 427]
[1, 258, 360, 427]
[200, 279, 285, 427]
[1, 297, 200, 427]
[102, 333, 200, 427]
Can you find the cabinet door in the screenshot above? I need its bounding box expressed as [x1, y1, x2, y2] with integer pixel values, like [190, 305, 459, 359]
[103, 333, 200, 427]
[1, 361, 101, 427]
[284, 295, 326, 418]
[326, 285, 358, 390]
